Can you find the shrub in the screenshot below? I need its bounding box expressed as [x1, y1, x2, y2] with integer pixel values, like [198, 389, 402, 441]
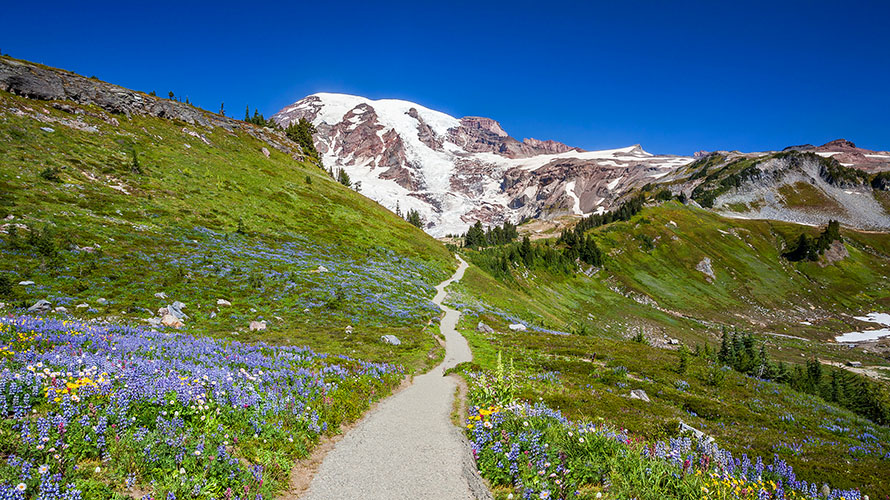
[38, 166, 63, 182]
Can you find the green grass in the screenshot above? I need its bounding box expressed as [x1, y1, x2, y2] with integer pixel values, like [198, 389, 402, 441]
[0, 89, 454, 373]
[451, 202, 890, 498]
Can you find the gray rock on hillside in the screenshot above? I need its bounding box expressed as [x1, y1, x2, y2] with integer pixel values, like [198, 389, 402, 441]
[380, 335, 401, 345]
[477, 322, 495, 334]
[696, 257, 715, 282]
[629, 389, 650, 402]
[249, 320, 267, 331]
[28, 300, 52, 313]
[168, 301, 188, 320]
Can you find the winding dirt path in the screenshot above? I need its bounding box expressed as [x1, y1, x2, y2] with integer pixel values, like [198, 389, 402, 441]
[300, 256, 489, 500]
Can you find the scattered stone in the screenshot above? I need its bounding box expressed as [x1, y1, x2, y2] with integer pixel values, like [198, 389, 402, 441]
[847, 361, 863, 367]
[249, 320, 267, 331]
[18, 280, 35, 286]
[40, 126, 54, 133]
[668, 338, 680, 345]
[380, 334, 401, 345]
[216, 298, 232, 307]
[261, 147, 270, 158]
[96, 297, 108, 305]
[629, 389, 650, 402]
[696, 257, 715, 282]
[477, 322, 495, 334]
[168, 301, 188, 320]
[821, 485, 831, 498]
[154, 292, 167, 299]
[147, 317, 162, 326]
[54, 307, 67, 313]
[76, 303, 89, 309]
[209, 311, 217, 319]
[27, 300, 52, 313]
[315, 265, 329, 273]
[668, 220, 677, 227]
[508, 323, 527, 332]
[678, 421, 714, 444]
[78, 246, 97, 253]
[345, 325, 354, 334]
[161, 314, 183, 328]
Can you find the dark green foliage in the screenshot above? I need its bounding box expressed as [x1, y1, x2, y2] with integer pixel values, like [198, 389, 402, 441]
[676, 345, 689, 374]
[336, 168, 351, 188]
[39, 166, 63, 182]
[283, 118, 322, 167]
[405, 209, 423, 228]
[569, 195, 645, 237]
[718, 328, 890, 425]
[691, 159, 762, 208]
[782, 220, 841, 261]
[168, 91, 174, 100]
[654, 189, 673, 202]
[0, 274, 11, 297]
[870, 171, 890, 190]
[814, 155, 869, 187]
[687, 153, 726, 181]
[462, 220, 519, 249]
[243, 108, 276, 128]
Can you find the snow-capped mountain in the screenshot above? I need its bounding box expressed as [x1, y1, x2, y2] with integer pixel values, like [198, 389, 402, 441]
[272, 93, 693, 236]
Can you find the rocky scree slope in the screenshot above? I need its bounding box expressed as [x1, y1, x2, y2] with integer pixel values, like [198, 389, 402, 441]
[668, 144, 890, 230]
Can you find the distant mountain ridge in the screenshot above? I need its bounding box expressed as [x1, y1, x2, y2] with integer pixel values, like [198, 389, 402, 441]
[272, 93, 690, 236]
[274, 94, 890, 235]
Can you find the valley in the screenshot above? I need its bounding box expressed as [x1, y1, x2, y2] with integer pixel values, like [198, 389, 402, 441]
[0, 54, 888, 500]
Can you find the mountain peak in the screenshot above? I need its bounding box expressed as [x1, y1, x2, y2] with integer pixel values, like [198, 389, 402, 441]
[272, 93, 693, 235]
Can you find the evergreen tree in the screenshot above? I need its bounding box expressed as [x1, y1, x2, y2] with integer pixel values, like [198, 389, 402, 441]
[283, 118, 322, 167]
[406, 209, 423, 228]
[336, 168, 351, 188]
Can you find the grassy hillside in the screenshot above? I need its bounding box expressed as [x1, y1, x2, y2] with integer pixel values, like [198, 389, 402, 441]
[451, 202, 890, 498]
[0, 85, 453, 372]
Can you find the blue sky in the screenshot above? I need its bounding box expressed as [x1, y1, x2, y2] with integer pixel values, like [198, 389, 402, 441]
[2, 1, 888, 155]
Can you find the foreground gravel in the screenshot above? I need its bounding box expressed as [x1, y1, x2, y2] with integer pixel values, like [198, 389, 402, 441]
[301, 256, 490, 500]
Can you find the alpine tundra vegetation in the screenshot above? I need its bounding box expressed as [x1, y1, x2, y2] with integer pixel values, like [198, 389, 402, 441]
[1, 12, 889, 499]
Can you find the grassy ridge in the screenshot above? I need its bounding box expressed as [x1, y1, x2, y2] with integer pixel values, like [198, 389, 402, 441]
[451, 202, 890, 497]
[0, 88, 453, 372]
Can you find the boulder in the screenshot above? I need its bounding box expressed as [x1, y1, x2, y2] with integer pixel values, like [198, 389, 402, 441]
[154, 292, 167, 299]
[96, 297, 108, 305]
[249, 320, 267, 331]
[40, 127, 54, 133]
[27, 299, 52, 313]
[76, 303, 89, 309]
[380, 334, 401, 345]
[508, 323, 527, 332]
[18, 280, 35, 286]
[161, 314, 183, 328]
[168, 301, 188, 320]
[846, 361, 862, 367]
[216, 298, 232, 307]
[696, 257, 715, 282]
[54, 307, 68, 313]
[316, 265, 329, 273]
[629, 389, 650, 402]
[147, 317, 162, 326]
[345, 325, 354, 334]
[209, 311, 217, 319]
[477, 322, 495, 334]
[261, 147, 271, 158]
[668, 338, 680, 345]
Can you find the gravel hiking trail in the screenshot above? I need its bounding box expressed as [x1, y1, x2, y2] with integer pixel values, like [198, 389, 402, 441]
[300, 255, 490, 500]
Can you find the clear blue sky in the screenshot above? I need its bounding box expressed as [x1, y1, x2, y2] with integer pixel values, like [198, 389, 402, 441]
[3, 0, 888, 155]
